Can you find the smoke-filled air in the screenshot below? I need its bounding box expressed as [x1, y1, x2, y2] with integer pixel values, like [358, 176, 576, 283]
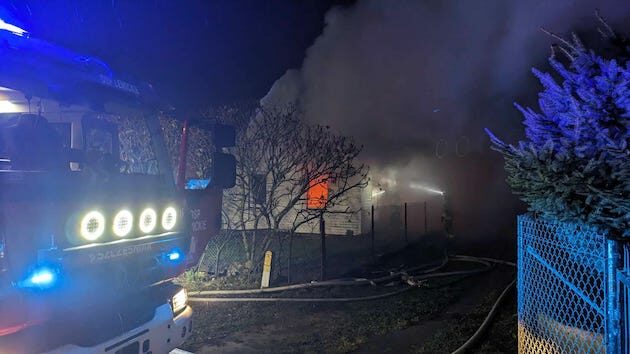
[262, 0, 630, 244]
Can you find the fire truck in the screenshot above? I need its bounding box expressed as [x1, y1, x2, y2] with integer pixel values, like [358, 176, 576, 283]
[0, 17, 232, 353]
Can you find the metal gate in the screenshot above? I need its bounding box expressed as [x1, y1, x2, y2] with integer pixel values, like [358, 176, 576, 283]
[619, 243, 630, 353]
[517, 214, 624, 353]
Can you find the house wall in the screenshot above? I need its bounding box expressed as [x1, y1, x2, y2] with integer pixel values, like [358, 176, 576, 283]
[223, 176, 366, 236]
[289, 186, 363, 236]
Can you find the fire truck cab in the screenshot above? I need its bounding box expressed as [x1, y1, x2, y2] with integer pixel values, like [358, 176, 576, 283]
[0, 18, 204, 354]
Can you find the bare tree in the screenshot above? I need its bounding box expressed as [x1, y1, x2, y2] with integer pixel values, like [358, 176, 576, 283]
[225, 104, 369, 281]
[286, 119, 369, 281]
[168, 102, 368, 281]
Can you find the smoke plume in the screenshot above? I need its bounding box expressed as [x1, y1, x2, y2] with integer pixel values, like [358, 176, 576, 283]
[262, 0, 630, 246]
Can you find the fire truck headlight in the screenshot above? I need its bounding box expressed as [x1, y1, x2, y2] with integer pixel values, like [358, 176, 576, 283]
[139, 208, 157, 234]
[161, 206, 177, 231]
[171, 288, 188, 314]
[113, 210, 133, 237]
[80, 211, 105, 241]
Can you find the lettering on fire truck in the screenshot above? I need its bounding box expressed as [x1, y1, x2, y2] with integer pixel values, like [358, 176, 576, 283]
[190, 208, 208, 232]
[88, 243, 152, 263]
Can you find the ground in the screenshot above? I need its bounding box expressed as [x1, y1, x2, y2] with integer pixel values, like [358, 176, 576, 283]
[179, 238, 517, 353]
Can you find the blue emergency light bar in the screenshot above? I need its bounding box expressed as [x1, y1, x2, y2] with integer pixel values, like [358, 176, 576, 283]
[0, 16, 156, 108]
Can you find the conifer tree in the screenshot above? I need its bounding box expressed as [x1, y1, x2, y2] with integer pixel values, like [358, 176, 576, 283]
[487, 14, 630, 239]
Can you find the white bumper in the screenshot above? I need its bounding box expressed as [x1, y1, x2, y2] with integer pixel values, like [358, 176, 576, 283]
[45, 303, 193, 354]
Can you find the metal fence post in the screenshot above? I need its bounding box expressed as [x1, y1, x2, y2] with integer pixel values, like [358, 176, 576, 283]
[404, 202, 408, 244]
[320, 215, 327, 281]
[517, 215, 523, 352]
[621, 243, 630, 353]
[606, 239, 620, 354]
[424, 201, 427, 234]
[371, 204, 375, 260]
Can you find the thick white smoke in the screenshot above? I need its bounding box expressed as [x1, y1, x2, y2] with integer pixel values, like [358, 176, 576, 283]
[261, 0, 629, 243]
[263, 0, 627, 189]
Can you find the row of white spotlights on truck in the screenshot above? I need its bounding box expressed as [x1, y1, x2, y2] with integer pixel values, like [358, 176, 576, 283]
[80, 206, 178, 241]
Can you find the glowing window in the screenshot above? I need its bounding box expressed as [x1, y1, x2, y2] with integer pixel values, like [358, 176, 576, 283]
[307, 176, 328, 209]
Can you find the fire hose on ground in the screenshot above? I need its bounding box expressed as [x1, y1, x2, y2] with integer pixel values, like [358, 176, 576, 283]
[187, 255, 516, 353]
[449, 255, 516, 354]
[188, 257, 449, 297]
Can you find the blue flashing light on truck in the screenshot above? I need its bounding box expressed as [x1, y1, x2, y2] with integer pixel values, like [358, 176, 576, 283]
[0, 17, 234, 354]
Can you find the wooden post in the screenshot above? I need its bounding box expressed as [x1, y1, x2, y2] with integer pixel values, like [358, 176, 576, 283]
[320, 215, 327, 281]
[371, 204, 375, 260]
[424, 201, 428, 234]
[404, 202, 408, 244]
[260, 251, 272, 288]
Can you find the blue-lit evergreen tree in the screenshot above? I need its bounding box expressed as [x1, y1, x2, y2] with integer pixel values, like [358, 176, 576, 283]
[487, 16, 630, 239]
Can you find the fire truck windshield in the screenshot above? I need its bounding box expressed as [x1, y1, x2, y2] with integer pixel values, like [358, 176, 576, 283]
[0, 113, 67, 171]
[0, 112, 161, 177]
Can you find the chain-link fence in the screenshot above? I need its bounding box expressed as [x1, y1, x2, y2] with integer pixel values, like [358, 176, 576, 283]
[517, 214, 624, 353]
[193, 199, 445, 286]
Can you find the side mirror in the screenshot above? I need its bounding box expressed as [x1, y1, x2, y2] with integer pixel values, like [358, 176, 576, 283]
[211, 152, 236, 188]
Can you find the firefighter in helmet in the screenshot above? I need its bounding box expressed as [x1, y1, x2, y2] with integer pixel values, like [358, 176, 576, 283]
[441, 192, 454, 254]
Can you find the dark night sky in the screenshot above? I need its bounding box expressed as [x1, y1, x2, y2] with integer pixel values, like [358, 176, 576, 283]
[1, 0, 351, 112]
